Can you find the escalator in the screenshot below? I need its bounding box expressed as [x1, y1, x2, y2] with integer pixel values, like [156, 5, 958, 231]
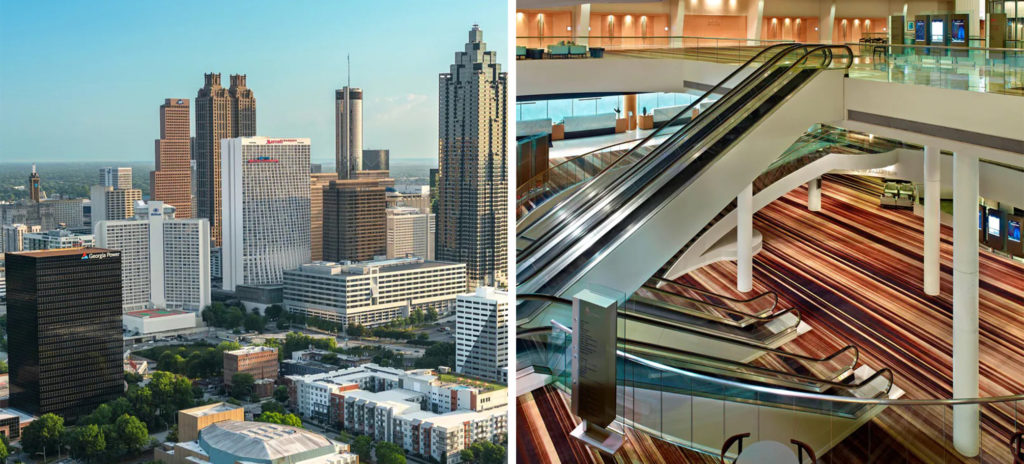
[517, 44, 852, 325]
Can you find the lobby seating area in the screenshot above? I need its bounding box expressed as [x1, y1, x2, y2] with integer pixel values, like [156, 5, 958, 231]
[517, 43, 604, 60]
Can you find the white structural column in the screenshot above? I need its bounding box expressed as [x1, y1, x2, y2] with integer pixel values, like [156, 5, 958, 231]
[819, 1, 836, 43]
[923, 146, 941, 295]
[952, 152, 980, 458]
[737, 184, 754, 292]
[747, 0, 765, 44]
[955, 0, 982, 38]
[807, 178, 822, 212]
[573, 4, 592, 46]
[668, 0, 685, 47]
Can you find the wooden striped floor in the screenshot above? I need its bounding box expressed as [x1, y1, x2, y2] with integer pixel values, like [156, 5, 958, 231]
[515, 174, 1024, 463]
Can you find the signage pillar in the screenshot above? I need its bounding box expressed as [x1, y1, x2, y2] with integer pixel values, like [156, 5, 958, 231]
[570, 290, 624, 454]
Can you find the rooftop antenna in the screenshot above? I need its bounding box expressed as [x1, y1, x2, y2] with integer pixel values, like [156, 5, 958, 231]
[347, 54, 350, 89]
[32, 163, 36, 174]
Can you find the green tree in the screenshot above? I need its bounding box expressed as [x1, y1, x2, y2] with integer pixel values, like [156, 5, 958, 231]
[279, 413, 302, 428]
[20, 413, 63, 458]
[264, 304, 284, 321]
[260, 401, 285, 415]
[460, 449, 474, 464]
[231, 373, 256, 400]
[216, 341, 242, 352]
[273, 385, 290, 403]
[346, 323, 365, 337]
[375, 441, 406, 464]
[465, 441, 505, 464]
[0, 360, 8, 374]
[0, 438, 8, 463]
[351, 435, 373, 462]
[113, 414, 149, 455]
[69, 423, 106, 462]
[166, 423, 179, 442]
[244, 313, 265, 332]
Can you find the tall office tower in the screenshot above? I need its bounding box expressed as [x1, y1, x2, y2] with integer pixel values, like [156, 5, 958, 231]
[322, 178, 388, 262]
[335, 86, 362, 179]
[197, 73, 256, 246]
[437, 26, 508, 289]
[152, 98, 193, 218]
[6, 248, 124, 420]
[455, 287, 508, 384]
[98, 167, 133, 189]
[42, 199, 85, 228]
[361, 149, 389, 171]
[90, 185, 142, 222]
[386, 207, 435, 260]
[310, 172, 339, 261]
[221, 137, 311, 291]
[229, 75, 256, 138]
[28, 164, 41, 202]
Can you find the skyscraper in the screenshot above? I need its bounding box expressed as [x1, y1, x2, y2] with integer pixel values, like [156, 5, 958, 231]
[7, 248, 124, 420]
[310, 172, 339, 261]
[28, 164, 40, 202]
[229, 75, 256, 138]
[437, 26, 508, 289]
[152, 98, 193, 218]
[196, 73, 256, 247]
[323, 178, 388, 262]
[221, 137, 310, 291]
[335, 86, 362, 179]
[455, 287, 508, 384]
[98, 167, 133, 189]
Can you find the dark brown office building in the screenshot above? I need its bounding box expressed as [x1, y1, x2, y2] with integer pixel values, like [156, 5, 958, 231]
[6, 248, 124, 421]
[195, 73, 256, 246]
[310, 172, 339, 261]
[151, 98, 193, 218]
[323, 178, 390, 262]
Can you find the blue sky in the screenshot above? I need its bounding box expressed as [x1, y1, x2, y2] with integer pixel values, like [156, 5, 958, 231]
[0, 0, 507, 164]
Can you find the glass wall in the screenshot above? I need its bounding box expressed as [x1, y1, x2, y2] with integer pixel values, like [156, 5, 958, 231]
[517, 92, 699, 122]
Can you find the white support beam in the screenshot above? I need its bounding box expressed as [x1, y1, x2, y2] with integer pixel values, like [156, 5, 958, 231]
[951, 151, 980, 458]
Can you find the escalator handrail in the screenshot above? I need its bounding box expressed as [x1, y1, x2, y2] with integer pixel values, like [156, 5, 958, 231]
[518, 293, 860, 373]
[646, 275, 779, 313]
[516, 138, 642, 207]
[516, 42, 805, 242]
[539, 324, 1023, 407]
[624, 338, 877, 391]
[632, 288, 796, 328]
[517, 44, 852, 286]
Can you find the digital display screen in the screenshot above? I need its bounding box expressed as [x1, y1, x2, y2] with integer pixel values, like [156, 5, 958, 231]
[979, 207, 984, 229]
[915, 20, 927, 41]
[952, 19, 966, 43]
[987, 212, 1001, 237]
[908, 21, 915, 31]
[931, 19, 945, 43]
[1009, 220, 1021, 243]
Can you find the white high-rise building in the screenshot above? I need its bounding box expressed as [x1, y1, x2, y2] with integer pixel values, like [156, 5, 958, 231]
[335, 87, 362, 179]
[437, 26, 508, 289]
[98, 167, 133, 189]
[221, 137, 311, 291]
[95, 201, 211, 312]
[455, 287, 508, 384]
[385, 207, 435, 260]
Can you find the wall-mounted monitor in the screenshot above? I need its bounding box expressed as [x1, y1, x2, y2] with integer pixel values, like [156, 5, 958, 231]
[979, 207, 984, 229]
[908, 21, 915, 32]
[915, 20, 927, 41]
[951, 19, 966, 43]
[987, 213, 1001, 237]
[931, 19, 945, 44]
[1009, 220, 1021, 243]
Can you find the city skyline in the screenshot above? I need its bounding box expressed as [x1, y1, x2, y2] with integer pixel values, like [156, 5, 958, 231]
[0, 1, 507, 163]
